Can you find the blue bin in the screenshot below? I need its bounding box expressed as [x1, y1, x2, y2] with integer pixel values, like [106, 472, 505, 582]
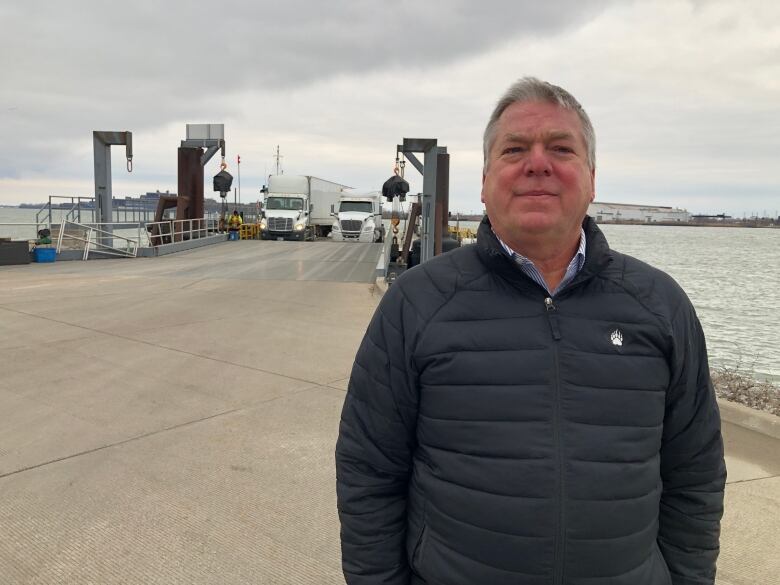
[34, 247, 56, 263]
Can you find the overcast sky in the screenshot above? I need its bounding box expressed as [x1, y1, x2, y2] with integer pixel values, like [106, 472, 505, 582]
[1, 0, 778, 217]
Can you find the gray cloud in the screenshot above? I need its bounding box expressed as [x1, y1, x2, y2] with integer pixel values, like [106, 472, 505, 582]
[3, 0, 777, 218]
[5, 1, 612, 92]
[0, 1, 613, 183]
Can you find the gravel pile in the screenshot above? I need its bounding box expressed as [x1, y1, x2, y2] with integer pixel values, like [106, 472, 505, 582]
[711, 367, 779, 416]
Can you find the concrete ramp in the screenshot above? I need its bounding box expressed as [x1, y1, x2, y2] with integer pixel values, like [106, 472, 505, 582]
[0, 248, 382, 584]
[157, 240, 383, 283]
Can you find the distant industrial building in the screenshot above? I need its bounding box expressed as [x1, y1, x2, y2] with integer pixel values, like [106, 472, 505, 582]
[588, 202, 690, 223]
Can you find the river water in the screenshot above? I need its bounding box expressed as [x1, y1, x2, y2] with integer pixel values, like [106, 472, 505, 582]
[3, 208, 778, 381]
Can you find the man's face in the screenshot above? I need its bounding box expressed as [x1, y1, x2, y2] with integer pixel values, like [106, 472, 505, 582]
[481, 100, 595, 246]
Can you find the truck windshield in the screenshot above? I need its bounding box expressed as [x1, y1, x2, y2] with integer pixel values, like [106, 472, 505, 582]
[339, 201, 373, 213]
[266, 197, 304, 211]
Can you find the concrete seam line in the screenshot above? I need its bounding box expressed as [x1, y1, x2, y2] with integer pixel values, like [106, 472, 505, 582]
[0, 407, 242, 481]
[725, 473, 780, 486]
[717, 398, 780, 440]
[0, 383, 321, 481]
[0, 305, 320, 386]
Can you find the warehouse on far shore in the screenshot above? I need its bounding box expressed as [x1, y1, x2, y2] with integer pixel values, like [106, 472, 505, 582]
[588, 202, 690, 223]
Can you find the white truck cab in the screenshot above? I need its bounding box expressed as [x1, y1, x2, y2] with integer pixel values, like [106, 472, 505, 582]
[330, 192, 384, 243]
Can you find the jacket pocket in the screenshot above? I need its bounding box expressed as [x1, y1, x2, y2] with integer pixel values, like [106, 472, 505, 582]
[653, 541, 672, 585]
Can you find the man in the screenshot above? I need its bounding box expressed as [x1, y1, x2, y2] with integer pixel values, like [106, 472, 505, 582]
[227, 209, 242, 234]
[336, 78, 725, 585]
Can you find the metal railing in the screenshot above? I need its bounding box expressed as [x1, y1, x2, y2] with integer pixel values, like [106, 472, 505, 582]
[35, 196, 96, 228]
[145, 218, 218, 246]
[4, 216, 222, 260]
[55, 220, 139, 260]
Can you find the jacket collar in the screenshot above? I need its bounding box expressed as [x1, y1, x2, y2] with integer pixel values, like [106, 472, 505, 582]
[476, 215, 613, 293]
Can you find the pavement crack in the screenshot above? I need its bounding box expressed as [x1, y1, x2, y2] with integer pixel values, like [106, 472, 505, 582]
[726, 473, 779, 486]
[180, 277, 210, 290]
[0, 383, 326, 481]
[0, 305, 320, 386]
[0, 408, 241, 481]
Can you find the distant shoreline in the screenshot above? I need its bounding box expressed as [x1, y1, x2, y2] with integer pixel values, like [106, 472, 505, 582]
[597, 220, 778, 229]
[7, 205, 777, 228]
[402, 213, 779, 229]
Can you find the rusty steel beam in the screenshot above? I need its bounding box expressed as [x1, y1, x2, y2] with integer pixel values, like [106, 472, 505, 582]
[434, 152, 450, 256]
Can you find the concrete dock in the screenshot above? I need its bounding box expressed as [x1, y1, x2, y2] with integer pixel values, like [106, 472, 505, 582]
[1, 241, 777, 584]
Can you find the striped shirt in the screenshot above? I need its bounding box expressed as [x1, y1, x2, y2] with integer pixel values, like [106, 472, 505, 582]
[494, 228, 587, 296]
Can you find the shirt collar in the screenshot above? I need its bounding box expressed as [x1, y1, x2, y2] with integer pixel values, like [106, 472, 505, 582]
[494, 228, 587, 266]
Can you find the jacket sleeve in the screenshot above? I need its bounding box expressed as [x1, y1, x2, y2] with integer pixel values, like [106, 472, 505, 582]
[335, 283, 421, 585]
[659, 300, 727, 585]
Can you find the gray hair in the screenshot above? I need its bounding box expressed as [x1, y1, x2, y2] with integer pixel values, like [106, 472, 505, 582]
[483, 77, 596, 171]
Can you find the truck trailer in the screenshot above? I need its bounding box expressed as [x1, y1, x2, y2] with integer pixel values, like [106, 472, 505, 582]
[260, 175, 349, 241]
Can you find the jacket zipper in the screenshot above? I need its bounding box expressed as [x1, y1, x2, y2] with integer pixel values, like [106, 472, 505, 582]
[545, 297, 564, 585]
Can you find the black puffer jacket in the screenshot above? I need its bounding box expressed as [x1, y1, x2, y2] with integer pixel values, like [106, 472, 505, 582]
[336, 217, 725, 585]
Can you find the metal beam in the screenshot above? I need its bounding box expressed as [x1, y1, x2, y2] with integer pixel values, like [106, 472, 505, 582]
[420, 146, 438, 263]
[201, 145, 221, 166]
[399, 138, 437, 153]
[394, 138, 449, 265]
[401, 203, 421, 265]
[180, 138, 226, 166]
[434, 152, 450, 256]
[93, 131, 132, 248]
[404, 152, 424, 175]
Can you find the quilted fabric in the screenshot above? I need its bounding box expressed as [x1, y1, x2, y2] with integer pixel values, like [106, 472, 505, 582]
[336, 217, 725, 585]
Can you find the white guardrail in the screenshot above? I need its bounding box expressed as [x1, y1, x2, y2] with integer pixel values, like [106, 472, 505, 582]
[55, 220, 140, 260]
[54, 218, 219, 259]
[3, 218, 222, 260]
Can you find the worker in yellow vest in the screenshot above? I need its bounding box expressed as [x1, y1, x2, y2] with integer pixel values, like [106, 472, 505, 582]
[227, 210, 242, 240]
[228, 209, 242, 231]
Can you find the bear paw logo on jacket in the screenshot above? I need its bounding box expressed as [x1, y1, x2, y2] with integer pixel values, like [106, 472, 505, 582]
[610, 329, 623, 346]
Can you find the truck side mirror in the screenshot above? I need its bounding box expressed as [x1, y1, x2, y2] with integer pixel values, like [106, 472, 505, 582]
[330, 204, 335, 213]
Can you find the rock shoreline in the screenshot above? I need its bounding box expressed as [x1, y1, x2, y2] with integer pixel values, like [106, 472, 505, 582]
[712, 368, 779, 417]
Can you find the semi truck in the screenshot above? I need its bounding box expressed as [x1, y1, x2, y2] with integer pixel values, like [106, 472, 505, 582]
[260, 175, 349, 241]
[330, 192, 385, 243]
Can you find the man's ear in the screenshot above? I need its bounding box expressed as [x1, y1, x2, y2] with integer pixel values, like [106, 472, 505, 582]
[480, 172, 486, 203]
[589, 169, 596, 203]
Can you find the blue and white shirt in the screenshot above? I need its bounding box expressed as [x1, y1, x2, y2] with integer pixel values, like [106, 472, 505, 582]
[494, 228, 587, 296]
